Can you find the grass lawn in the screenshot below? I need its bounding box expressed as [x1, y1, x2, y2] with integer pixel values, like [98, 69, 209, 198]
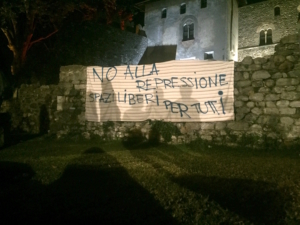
[0, 136, 299, 225]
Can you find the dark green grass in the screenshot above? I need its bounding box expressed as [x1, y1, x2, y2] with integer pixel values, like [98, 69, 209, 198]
[0, 137, 299, 225]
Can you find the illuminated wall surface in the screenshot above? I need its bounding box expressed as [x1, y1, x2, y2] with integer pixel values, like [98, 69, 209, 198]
[85, 60, 234, 122]
[238, 0, 299, 60]
[143, 0, 239, 61]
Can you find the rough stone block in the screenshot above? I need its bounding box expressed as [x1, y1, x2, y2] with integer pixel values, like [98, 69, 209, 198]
[286, 55, 296, 62]
[251, 107, 262, 115]
[276, 78, 299, 86]
[265, 94, 280, 101]
[273, 55, 285, 63]
[200, 123, 215, 130]
[236, 65, 250, 72]
[279, 108, 296, 115]
[236, 107, 250, 114]
[243, 72, 250, 79]
[234, 72, 244, 81]
[235, 101, 244, 107]
[278, 61, 294, 71]
[280, 34, 298, 44]
[234, 88, 239, 96]
[294, 118, 300, 126]
[273, 87, 285, 93]
[272, 72, 282, 79]
[280, 117, 294, 126]
[262, 62, 276, 70]
[237, 80, 252, 87]
[249, 93, 264, 101]
[235, 113, 245, 121]
[265, 79, 275, 87]
[286, 86, 296, 91]
[252, 80, 264, 87]
[263, 108, 279, 114]
[57, 96, 66, 103]
[250, 64, 261, 71]
[237, 95, 249, 101]
[246, 102, 255, 108]
[292, 126, 300, 133]
[240, 86, 254, 95]
[276, 100, 290, 108]
[289, 101, 300, 107]
[227, 122, 249, 131]
[215, 122, 227, 130]
[241, 56, 253, 65]
[244, 113, 258, 123]
[266, 101, 276, 108]
[288, 70, 300, 78]
[185, 122, 200, 131]
[257, 102, 265, 107]
[257, 115, 279, 126]
[252, 70, 271, 80]
[253, 58, 267, 65]
[74, 84, 86, 90]
[281, 92, 300, 100]
[258, 87, 270, 93]
[250, 124, 262, 131]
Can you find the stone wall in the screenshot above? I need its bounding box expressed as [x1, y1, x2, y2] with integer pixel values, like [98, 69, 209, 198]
[2, 35, 300, 148]
[0, 84, 60, 134]
[46, 35, 300, 146]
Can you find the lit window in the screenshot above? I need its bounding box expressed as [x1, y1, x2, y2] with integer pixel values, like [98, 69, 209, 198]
[183, 23, 194, 41]
[259, 30, 265, 46]
[180, 3, 186, 14]
[259, 29, 272, 45]
[162, 8, 167, 18]
[274, 6, 280, 16]
[201, 0, 207, 8]
[204, 51, 214, 60]
[267, 29, 272, 44]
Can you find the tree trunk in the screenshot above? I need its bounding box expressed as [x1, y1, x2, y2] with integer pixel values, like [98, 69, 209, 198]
[8, 33, 33, 76]
[9, 45, 24, 76]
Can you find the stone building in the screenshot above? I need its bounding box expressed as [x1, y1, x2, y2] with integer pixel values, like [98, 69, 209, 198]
[138, 0, 239, 62]
[238, 0, 300, 61]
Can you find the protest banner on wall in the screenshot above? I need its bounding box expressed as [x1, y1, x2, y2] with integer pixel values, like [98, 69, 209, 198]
[85, 60, 234, 122]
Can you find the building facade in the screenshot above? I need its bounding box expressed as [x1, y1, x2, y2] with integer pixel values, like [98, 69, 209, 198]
[143, 0, 239, 61]
[238, 0, 300, 61]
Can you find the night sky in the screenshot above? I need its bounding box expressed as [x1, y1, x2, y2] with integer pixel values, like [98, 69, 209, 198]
[0, 0, 269, 75]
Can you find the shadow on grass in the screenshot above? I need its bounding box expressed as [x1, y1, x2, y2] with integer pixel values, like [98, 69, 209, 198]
[0, 147, 177, 225]
[173, 175, 288, 225]
[0, 161, 35, 183]
[122, 127, 161, 150]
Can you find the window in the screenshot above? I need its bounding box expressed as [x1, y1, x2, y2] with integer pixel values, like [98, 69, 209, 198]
[180, 3, 186, 14]
[274, 6, 280, 16]
[267, 29, 272, 44]
[201, 0, 207, 8]
[259, 29, 272, 45]
[183, 23, 194, 41]
[161, 8, 167, 18]
[204, 51, 214, 60]
[259, 30, 265, 46]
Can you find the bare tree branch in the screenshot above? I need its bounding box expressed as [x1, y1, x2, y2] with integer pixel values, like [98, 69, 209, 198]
[1, 28, 13, 47]
[28, 29, 58, 50]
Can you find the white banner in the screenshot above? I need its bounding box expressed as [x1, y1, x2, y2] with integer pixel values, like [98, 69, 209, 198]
[85, 60, 234, 122]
